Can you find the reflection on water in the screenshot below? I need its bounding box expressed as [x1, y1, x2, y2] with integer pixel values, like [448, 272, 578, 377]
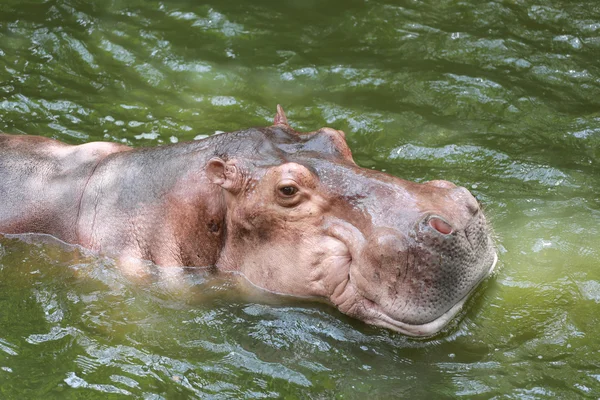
[1, 0, 600, 398]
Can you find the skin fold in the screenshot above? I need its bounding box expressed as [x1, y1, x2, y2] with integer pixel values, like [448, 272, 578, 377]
[0, 106, 497, 336]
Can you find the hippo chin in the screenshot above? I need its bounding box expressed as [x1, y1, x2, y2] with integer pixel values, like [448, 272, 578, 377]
[0, 106, 496, 336]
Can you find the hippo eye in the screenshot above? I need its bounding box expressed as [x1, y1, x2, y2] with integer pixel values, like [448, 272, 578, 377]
[276, 181, 303, 207]
[278, 186, 298, 197]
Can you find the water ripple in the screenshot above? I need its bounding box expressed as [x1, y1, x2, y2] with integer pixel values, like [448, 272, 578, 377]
[390, 144, 570, 187]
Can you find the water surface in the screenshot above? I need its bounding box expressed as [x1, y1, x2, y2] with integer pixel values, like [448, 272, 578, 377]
[1, 0, 600, 398]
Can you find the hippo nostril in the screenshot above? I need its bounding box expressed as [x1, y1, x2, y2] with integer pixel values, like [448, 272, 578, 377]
[429, 217, 453, 235]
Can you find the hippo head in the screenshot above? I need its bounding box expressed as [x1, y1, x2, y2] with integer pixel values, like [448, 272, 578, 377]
[206, 106, 496, 336]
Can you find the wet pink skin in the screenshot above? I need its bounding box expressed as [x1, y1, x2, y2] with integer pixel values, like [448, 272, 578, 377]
[0, 106, 496, 336]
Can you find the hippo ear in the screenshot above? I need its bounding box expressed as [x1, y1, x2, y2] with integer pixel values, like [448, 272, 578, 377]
[206, 157, 242, 194]
[273, 104, 289, 126]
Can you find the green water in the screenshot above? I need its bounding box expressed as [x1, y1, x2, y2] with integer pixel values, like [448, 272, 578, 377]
[1, 0, 599, 398]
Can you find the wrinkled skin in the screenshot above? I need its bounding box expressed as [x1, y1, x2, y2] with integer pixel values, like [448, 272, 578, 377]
[0, 106, 496, 336]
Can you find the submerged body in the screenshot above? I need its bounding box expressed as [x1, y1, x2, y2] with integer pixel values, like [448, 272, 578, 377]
[0, 107, 496, 336]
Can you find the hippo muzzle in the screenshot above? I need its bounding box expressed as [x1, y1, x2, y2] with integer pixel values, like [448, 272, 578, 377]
[347, 210, 497, 336]
[322, 176, 497, 337]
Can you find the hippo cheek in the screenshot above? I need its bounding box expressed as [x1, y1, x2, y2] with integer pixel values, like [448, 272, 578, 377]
[351, 231, 411, 304]
[345, 232, 412, 319]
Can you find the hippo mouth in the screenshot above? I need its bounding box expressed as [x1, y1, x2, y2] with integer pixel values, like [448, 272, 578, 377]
[358, 252, 498, 337]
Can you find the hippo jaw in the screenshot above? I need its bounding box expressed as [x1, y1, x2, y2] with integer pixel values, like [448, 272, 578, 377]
[343, 253, 498, 337]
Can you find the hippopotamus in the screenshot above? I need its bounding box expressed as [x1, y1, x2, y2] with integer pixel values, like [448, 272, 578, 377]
[0, 106, 497, 336]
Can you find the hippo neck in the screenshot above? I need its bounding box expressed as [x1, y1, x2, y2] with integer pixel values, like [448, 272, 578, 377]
[77, 135, 231, 267]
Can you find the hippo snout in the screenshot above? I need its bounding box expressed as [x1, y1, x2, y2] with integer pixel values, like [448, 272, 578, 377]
[351, 199, 496, 335]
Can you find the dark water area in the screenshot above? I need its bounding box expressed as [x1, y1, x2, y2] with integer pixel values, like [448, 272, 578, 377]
[1, 0, 600, 398]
